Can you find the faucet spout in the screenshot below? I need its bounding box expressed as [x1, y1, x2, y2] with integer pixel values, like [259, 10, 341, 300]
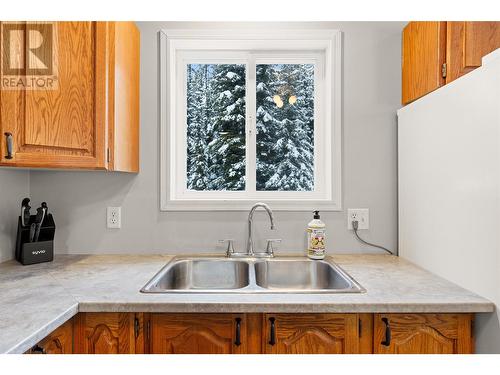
[247, 202, 275, 255]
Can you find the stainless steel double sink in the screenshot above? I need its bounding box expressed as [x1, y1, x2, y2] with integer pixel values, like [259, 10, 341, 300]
[141, 256, 364, 294]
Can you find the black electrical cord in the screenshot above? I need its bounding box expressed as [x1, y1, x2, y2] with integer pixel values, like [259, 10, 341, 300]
[352, 220, 393, 255]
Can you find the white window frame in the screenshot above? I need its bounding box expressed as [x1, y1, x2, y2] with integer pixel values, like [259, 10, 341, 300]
[160, 29, 342, 211]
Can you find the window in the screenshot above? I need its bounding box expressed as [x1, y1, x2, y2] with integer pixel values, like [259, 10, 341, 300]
[160, 29, 342, 211]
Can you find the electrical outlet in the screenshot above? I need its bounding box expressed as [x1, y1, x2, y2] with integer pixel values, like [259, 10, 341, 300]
[107, 207, 121, 229]
[347, 208, 369, 230]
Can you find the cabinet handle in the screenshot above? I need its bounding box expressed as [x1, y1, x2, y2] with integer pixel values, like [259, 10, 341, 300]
[268, 317, 276, 346]
[381, 317, 391, 346]
[31, 345, 46, 354]
[4, 132, 13, 159]
[134, 317, 140, 339]
[234, 318, 241, 346]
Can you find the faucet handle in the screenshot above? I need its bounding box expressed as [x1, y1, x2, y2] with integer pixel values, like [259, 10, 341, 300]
[218, 239, 235, 256]
[265, 239, 282, 256]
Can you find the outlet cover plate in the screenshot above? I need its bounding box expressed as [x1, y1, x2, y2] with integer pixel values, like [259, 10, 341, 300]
[347, 208, 369, 230]
[107, 207, 121, 229]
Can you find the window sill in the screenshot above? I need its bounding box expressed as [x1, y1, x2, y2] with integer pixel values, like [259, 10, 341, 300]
[161, 199, 342, 211]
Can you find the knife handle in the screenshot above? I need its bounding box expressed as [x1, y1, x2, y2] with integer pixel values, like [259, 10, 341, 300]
[29, 223, 36, 242]
[34, 223, 42, 242]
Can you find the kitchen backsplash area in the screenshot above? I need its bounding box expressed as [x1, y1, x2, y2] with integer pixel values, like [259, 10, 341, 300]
[0, 169, 29, 262]
[8, 22, 403, 258]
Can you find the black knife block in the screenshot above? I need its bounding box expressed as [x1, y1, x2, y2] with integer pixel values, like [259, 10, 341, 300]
[15, 214, 56, 265]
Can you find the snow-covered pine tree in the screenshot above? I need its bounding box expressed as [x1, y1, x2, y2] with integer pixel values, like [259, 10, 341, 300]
[208, 64, 246, 190]
[256, 63, 281, 189]
[256, 64, 314, 191]
[186, 64, 213, 190]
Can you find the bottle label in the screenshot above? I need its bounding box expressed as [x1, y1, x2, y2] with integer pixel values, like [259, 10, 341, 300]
[307, 228, 326, 257]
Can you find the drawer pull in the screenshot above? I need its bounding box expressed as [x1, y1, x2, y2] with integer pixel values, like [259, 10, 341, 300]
[234, 318, 241, 346]
[381, 317, 391, 346]
[134, 317, 140, 339]
[268, 317, 276, 346]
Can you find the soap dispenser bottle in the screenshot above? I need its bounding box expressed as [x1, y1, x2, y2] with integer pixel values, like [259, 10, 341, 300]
[307, 211, 326, 260]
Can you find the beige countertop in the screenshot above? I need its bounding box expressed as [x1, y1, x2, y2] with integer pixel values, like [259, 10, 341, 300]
[0, 254, 494, 354]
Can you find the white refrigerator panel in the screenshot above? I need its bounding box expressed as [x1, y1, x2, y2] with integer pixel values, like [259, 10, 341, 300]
[398, 49, 500, 353]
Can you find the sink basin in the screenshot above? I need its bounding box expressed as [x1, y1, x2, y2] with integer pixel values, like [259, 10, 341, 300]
[255, 259, 355, 291]
[141, 256, 364, 294]
[141, 258, 250, 292]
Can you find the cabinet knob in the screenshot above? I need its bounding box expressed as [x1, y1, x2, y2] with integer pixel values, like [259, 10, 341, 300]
[31, 344, 46, 354]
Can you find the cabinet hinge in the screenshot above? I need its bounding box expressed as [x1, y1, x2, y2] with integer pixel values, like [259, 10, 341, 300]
[107, 148, 110, 163]
[442, 63, 447, 79]
[358, 318, 362, 337]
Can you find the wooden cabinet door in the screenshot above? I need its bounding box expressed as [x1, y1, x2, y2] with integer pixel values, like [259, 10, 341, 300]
[74, 313, 143, 354]
[402, 21, 447, 105]
[447, 22, 500, 84]
[107, 21, 140, 173]
[374, 314, 473, 354]
[150, 313, 246, 354]
[28, 319, 73, 354]
[263, 314, 361, 354]
[0, 21, 107, 169]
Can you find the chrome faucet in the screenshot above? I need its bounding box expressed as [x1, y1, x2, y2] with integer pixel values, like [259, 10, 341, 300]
[246, 202, 276, 256]
[219, 202, 280, 258]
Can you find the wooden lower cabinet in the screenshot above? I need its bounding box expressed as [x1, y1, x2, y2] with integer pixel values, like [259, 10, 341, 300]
[149, 313, 248, 354]
[263, 313, 366, 354]
[27, 319, 73, 354]
[73, 312, 144, 354]
[373, 314, 474, 354]
[28, 312, 475, 354]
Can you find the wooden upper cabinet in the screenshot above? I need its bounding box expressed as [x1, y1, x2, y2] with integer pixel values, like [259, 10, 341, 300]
[263, 313, 362, 354]
[74, 312, 144, 354]
[402, 21, 500, 105]
[402, 22, 446, 105]
[373, 314, 473, 354]
[447, 22, 500, 83]
[0, 21, 139, 171]
[108, 22, 140, 172]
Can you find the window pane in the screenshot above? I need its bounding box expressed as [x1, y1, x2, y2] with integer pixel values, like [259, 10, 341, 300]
[256, 64, 314, 191]
[186, 64, 246, 191]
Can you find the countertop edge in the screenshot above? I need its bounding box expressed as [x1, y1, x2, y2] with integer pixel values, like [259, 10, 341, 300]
[5, 303, 79, 354]
[77, 301, 495, 314]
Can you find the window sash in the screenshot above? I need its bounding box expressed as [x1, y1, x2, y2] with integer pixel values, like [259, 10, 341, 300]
[176, 51, 325, 199]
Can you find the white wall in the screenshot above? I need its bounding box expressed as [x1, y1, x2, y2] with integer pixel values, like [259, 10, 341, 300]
[398, 50, 500, 353]
[0, 170, 30, 262]
[29, 22, 404, 255]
